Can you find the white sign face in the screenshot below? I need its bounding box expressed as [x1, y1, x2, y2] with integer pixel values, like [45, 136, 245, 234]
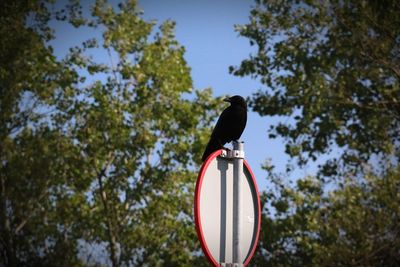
[195, 149, 261, 266]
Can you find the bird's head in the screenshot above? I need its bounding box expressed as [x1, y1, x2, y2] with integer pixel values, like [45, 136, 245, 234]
[224, 95, 247, 109]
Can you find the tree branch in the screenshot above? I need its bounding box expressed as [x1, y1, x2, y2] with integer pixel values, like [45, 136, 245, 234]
[96, 152, 119, 267]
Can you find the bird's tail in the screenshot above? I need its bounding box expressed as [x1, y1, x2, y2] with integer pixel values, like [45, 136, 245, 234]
[201, 138, 223, 162]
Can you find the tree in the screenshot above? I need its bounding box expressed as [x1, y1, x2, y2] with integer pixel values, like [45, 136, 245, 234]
[1, 1, 84, 265]
[232, 0, 400, 176]
[232, 1, 400, 266]
[1, 0, 219, 266]
[251, 166, 400, 267]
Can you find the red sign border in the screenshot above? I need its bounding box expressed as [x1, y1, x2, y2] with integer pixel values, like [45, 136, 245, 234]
[194, 149, 261, 267]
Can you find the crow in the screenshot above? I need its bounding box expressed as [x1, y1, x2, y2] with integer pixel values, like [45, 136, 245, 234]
[201, 95, 247, 161]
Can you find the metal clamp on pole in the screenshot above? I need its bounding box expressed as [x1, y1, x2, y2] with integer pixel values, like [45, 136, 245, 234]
[221, 144, 245, 159]
[232, 140, 243, 267]
[220, 263, 242, 267]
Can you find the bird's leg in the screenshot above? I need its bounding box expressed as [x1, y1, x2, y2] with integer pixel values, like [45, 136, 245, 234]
[221, 148, 231, 154]
[218, 139, 231, 152]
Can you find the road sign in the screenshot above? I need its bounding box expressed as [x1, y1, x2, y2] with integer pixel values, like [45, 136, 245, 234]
[194, 146, 261, 267]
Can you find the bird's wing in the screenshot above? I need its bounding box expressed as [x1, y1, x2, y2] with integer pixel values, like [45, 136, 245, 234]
[201, 107, 232, 161]
[209, 107, 232, 143]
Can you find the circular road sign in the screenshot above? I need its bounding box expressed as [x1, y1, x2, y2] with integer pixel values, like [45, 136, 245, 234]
[194, 149, 261, 266]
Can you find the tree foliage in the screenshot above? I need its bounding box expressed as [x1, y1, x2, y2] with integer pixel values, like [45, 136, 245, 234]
[233, 1, 400, 266]
[232, 0, 400, 176]
[1, 0, 219, 266]
[251, 166, 400, 267]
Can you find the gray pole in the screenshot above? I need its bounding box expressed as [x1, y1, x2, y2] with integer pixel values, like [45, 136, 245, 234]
[232, 141, 244, 266]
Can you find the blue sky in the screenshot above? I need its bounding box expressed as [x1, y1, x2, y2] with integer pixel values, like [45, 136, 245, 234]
[137, 0, 295, 190]
[49, 0, 315, 191]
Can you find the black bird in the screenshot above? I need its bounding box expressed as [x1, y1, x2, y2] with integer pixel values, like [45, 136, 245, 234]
[201, 95, 247, 161]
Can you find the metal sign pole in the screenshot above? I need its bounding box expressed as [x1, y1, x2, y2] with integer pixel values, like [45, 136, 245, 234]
[232, 141, 244, 267]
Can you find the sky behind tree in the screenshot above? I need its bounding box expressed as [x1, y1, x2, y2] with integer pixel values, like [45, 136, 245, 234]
[50, 0, 317, 190]
[137, 0, 299, 189]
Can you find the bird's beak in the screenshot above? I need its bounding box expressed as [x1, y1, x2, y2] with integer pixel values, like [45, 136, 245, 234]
[223, 97, 231, 103]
